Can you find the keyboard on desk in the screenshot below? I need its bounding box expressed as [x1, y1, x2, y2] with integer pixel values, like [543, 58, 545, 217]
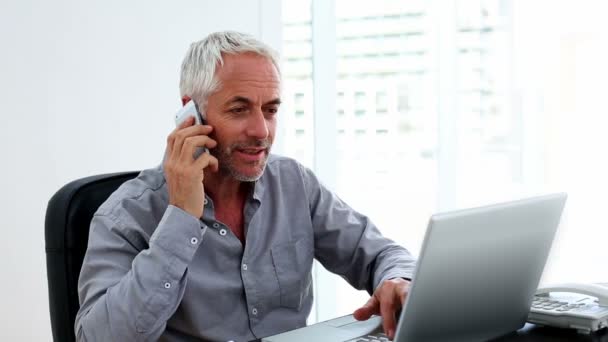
[347, 331, 391, 342]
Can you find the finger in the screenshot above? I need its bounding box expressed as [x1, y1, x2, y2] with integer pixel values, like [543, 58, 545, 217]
[353, 295, 379, 321]
[167, 117, 196, 156]
[177, 115, 195, 129]
[172, 125, 213, 157]
[399, 285, 409, 305]
[193, 153, 219, 173]
[170, 125, 213, 161]
[379, 297, 397, 340]
[180, 136, 218, 162]
[207, 155, 219, 172]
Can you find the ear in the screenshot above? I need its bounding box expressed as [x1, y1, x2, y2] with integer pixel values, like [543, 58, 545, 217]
[181, 96, 191, 106]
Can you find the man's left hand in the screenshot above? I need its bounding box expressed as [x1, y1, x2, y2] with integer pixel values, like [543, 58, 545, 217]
[353, 278, 411, 340]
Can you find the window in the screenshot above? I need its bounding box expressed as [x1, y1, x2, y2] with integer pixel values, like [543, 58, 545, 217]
[281, 0, 608, 323]
[281, 0, 314, 169]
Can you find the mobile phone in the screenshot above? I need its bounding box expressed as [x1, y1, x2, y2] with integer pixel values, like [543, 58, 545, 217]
[174, 100, 208, 159]
[175, 100, 206, 126]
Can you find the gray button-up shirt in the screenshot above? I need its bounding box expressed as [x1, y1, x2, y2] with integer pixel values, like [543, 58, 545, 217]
[75, 155, 416, 342]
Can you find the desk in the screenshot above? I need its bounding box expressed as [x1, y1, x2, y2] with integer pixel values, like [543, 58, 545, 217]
[253, 324, 608, 341]
[490, 324, 608, 341]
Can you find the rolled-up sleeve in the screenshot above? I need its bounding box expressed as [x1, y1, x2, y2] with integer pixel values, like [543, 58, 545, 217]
[300, 166, 417, 294]
[75, 205, 205, 342]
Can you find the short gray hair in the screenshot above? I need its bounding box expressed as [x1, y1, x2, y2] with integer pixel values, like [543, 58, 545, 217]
[179, 31, 280, 110]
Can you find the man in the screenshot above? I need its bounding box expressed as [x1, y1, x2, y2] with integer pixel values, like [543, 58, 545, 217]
[75, 31, 416, 342]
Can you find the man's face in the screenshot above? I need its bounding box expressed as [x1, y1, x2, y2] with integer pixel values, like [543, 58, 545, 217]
[205, 53, 280, 182]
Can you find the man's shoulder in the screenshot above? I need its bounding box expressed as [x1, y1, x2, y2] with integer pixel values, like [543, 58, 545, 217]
[95, 165, 168, 222]
[262, 154, 321, 193]
[266, 154, 307, 172]
[264, 154, 311, 180]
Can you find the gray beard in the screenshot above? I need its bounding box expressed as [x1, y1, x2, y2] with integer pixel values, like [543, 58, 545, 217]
[212, 144, 271, 182]
[221, 162, 267, 182]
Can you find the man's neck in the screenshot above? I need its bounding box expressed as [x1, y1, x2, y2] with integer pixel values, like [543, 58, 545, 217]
[203, 169, 250, 245]
[203, 169, 250, 205]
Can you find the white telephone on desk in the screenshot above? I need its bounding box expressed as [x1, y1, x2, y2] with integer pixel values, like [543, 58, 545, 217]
[528, 282, 608, 334]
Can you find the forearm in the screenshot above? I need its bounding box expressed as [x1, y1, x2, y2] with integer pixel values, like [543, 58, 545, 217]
[300, 162, 416, 294]
[75, 206, 204, 341]
[336, 222, 416, 294]
[312, 200, 416, 294]
[370, 243, 416, 292]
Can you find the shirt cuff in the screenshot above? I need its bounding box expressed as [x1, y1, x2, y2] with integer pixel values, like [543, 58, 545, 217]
[375, 271, 414, 291]
[149, 205, 206, 266]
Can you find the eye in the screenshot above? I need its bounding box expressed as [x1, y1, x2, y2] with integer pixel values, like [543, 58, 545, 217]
[264, 106, 279, 115]
[230, 107, 247, 114]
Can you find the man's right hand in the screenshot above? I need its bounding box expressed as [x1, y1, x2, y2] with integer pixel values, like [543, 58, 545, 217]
[164, 116, 219, 219]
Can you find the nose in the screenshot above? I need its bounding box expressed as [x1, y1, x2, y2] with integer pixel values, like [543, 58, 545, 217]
[246, 108, 269, 140]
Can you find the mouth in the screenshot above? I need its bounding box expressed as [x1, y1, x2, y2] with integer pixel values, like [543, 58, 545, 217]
[234, 148, 267, 161]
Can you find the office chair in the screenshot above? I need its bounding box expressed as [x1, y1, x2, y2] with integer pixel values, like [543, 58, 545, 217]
[45, 171, 140, 342]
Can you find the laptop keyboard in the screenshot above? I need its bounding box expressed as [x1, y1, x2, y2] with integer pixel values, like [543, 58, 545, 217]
[347, 332, 391, 341]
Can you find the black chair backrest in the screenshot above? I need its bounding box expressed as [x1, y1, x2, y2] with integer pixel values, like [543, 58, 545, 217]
[45, 172, 139, 342]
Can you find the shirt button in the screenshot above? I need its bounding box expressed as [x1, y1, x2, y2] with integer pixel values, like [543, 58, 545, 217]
[213, 223, 220, 228]
[164, 282, 171, 289]
[219, 229, 227, 236]
[204, 198, 208, 205]
[242, 264, 248, 271]
[252, 307, 258, 315]
[190, 237, 198, 245]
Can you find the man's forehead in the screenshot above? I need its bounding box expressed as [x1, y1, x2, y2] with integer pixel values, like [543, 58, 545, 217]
[216, 53, 280, 84]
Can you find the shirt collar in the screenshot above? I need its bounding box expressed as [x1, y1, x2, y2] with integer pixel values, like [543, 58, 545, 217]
[251, 176, 265, 203]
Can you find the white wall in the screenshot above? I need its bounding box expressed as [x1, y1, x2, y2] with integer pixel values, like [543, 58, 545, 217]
[0, 0, 281, 340]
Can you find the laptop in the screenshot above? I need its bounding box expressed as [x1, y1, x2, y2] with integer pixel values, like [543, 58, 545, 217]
[262, 193, 567, 342]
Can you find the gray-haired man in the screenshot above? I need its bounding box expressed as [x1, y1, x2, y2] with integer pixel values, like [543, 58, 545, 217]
[75, 31, 416, 342]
